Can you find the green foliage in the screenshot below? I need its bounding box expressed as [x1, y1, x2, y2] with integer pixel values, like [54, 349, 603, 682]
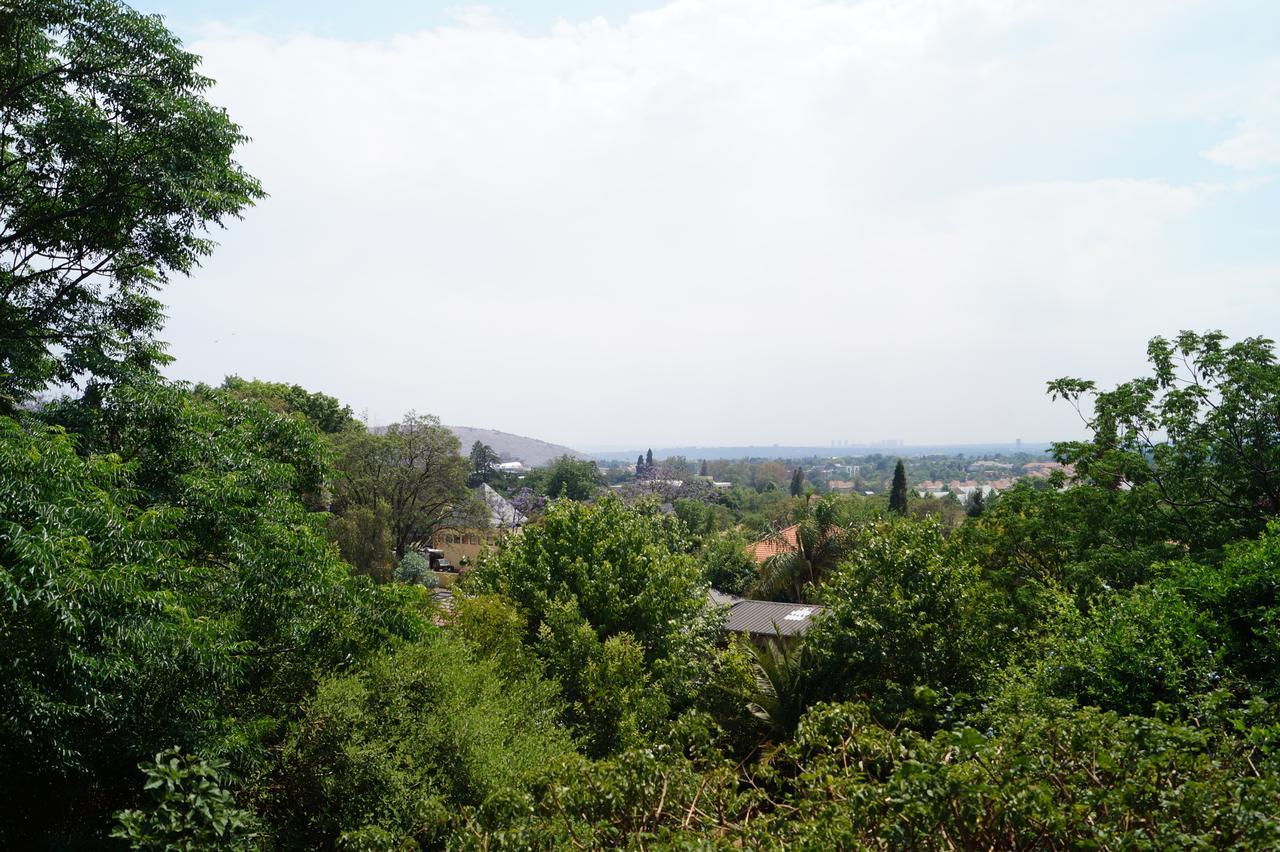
[326, 502, 394, 582]
[331, 413, 472, 559]
[743, 635, 815, 739]
[1157, 521, 1280, 699]
[889, 459, 909, 514]
[0, 0, 263, 409]
[456, 699, 1280, 848]
[1014, 584, 1224, 715]
[468, 439, 501, 485]
[535, 454, 603, 500]
[699, 529, 757, 595]
[112, 747, 259, 850]
[957, 479, 1181, 610]
[751, 495, 849, 602]
[1049, 330, 1280, 553]
[264, 635, 574, 848]
[467, 496, 716, 755]
[217, 376, 355, 434]
[395, 550, 429, 584]
[965, 486, 985, 517]
[0, 379, 426, 844]
[672, 496, 715, 540]
[806, 518, 1002, 724]
[450, 593, 534, 679]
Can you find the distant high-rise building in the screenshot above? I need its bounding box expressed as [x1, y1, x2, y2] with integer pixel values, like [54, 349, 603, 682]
[1016, 438, 1023, 450]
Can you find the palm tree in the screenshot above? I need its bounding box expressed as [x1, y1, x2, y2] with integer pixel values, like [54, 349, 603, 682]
[744, 633, 813, 739]
[750, 497, 849, 602]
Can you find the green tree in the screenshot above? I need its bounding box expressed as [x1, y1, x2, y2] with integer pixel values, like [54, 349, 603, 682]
[790, 467, 804, 497]
[700, 530, 758, 595]
[965, 486, 985, 517]
[468, 440, 501, 485]
[540, 454, 602, 501]
[888, 459, 909, 514]
[1048, 330, 1280, 553]
[325, 502, 394, 581]
[466, 497, 716, 755]
[805, 518, 1001, 724]
[332, 413, 472, 559]
[217, 376, 354, 433]
[264, 635, 574, 848]
[395, 550, 430, 584]
[0, 0, 263, 409]
[0, 379, 425, 844]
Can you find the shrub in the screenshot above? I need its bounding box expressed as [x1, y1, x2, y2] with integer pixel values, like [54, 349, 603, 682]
[112, 747, 259, 850]
[263, 634, 574, 847]
[395, 551, 429, 584]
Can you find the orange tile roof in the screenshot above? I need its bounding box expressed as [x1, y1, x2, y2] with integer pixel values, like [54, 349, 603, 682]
[749, 524, 800, 564]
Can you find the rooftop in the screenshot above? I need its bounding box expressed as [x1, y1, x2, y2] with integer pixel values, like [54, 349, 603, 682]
[709, 590, 825, 637]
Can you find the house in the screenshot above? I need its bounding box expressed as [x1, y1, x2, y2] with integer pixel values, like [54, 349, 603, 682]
[748, 524, 801, 564]
[826, 479, 857, 492]
[709, 589, 824, 644]
[1023, 461, 1075, 479]
[430, 483, 526, 570]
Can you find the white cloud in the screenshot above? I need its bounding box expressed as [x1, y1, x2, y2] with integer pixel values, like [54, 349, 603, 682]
[160, 0, 1280, 447]
[1205, 111, 1280, 169]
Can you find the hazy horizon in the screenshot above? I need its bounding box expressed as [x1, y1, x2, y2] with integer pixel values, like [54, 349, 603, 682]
[143, 0, 1280, 448]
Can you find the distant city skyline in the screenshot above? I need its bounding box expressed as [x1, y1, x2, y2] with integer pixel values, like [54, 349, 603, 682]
[146, 0, 1280, 448]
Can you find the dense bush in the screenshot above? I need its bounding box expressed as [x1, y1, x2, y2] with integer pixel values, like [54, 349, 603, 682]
[260, 635, 574, 848]
[805, 518, 1006, 725]
[0, 381, 427, 845]
[699, 529, 758, 594]
[465, 496, 719, 755]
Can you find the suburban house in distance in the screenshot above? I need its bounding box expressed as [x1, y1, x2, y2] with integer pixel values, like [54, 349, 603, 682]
[748, 524, 801, 564]
[430, 483, 525, 570]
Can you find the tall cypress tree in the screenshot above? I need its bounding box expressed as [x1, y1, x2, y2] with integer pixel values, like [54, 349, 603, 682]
[636, 454, 645, 474]
[790, 467, 804, 497]
[700, 459, 709, 477]
[646, 449, 654, 470]
[889, 459, 909, 515]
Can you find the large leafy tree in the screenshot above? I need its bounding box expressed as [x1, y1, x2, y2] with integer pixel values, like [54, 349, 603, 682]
[332, 413, 472, 559]
[466, 497, 717, 755]
[536, 454, 602, 501]
[468, 439, 500, 483]
[0, 0, 263, 409]
[805, 518, 1002, 724]
[0, 379, 425, 845]
[1049, 330, 1280, 553]
[216, 375, 355, 434]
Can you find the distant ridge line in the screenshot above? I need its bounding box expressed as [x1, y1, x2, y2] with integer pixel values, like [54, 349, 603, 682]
[590, 442, 1054, 462]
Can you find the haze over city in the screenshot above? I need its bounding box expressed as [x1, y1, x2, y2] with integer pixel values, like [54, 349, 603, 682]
[144, 0, 1280, 448]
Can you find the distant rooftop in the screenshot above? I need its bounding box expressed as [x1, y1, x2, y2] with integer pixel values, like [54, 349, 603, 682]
[709, 591, 824, 638]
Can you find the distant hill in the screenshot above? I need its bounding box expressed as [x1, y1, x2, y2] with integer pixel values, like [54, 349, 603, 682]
[447, 425, 588, 467]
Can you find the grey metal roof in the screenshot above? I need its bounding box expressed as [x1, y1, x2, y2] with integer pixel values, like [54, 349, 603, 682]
[708, 590, 824, 637]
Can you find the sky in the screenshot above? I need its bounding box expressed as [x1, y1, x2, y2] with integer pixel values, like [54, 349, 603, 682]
[143, 0, 1280, 450]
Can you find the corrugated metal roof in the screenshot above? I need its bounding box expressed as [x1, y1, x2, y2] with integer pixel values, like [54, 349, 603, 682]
[708, 590, 824, 637]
